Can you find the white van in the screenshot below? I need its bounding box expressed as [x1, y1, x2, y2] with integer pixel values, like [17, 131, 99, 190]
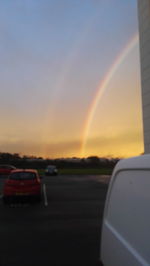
[100, 154, 150, 266]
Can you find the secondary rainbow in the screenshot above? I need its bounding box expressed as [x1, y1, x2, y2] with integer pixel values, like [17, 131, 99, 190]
[80, 33, 139, 157]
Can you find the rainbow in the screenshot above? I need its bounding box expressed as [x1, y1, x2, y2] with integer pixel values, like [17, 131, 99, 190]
[80, 33, 139, 157]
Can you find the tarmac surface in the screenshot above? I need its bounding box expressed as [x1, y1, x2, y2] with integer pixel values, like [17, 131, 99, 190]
[0, 174, 110, 266]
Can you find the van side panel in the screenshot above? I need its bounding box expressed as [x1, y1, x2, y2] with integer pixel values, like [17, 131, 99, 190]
[101, 170, 150, 266]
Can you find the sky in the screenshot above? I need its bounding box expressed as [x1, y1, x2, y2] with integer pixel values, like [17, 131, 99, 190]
[0, 0, 144, 158]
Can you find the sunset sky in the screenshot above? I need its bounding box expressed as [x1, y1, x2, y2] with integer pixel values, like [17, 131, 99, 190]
[0, 0, 144, 158]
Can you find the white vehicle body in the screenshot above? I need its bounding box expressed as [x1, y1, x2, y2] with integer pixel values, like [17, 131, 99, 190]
[100, 155, 150, 266]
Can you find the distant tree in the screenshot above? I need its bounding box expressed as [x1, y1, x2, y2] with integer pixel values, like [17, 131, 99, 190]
[13, 153, 21, 160]
[87, 156, 100, 165]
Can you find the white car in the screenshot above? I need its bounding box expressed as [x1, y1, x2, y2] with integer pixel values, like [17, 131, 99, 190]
[100, 154, 150, 266]
[45, 165, 58, 176]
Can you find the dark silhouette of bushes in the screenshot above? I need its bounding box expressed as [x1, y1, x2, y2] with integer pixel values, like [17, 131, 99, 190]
[0, 152, 120, 170]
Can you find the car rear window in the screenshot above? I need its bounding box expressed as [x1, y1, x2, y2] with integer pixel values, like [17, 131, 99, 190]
[9, 172, 36, 180]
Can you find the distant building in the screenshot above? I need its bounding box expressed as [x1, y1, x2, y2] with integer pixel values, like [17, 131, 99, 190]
[138, 0, 150, 153]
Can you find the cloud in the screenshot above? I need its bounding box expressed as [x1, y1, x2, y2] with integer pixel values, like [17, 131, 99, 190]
[87, 129, 143, 148]
[83, 129, 143, 157]
[0, 139, 81, 158]
[0, 128, 143, 159]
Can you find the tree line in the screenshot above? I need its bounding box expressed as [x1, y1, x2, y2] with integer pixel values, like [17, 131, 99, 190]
[0, 152, 120, 169]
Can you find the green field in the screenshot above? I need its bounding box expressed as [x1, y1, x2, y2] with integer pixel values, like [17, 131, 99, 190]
[38, 168, 112, 175]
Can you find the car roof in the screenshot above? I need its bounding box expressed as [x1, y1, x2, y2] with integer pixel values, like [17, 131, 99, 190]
[114, 154, 150, 175]
[11, 169, 38, 174]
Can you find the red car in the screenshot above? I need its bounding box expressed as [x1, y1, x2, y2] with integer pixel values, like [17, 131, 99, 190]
[0, 165, 16, 175]
[3, 169, 42, 204]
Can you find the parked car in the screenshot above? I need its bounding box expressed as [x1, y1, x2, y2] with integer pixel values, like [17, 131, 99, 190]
[45, 165, 58, 176]
[100, 154, 150, 266]
[3, 169, 42, 204]
[0, 165, 16, 175]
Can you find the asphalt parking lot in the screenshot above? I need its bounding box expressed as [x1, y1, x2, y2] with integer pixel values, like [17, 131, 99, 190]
[0, 174, 110, 266]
